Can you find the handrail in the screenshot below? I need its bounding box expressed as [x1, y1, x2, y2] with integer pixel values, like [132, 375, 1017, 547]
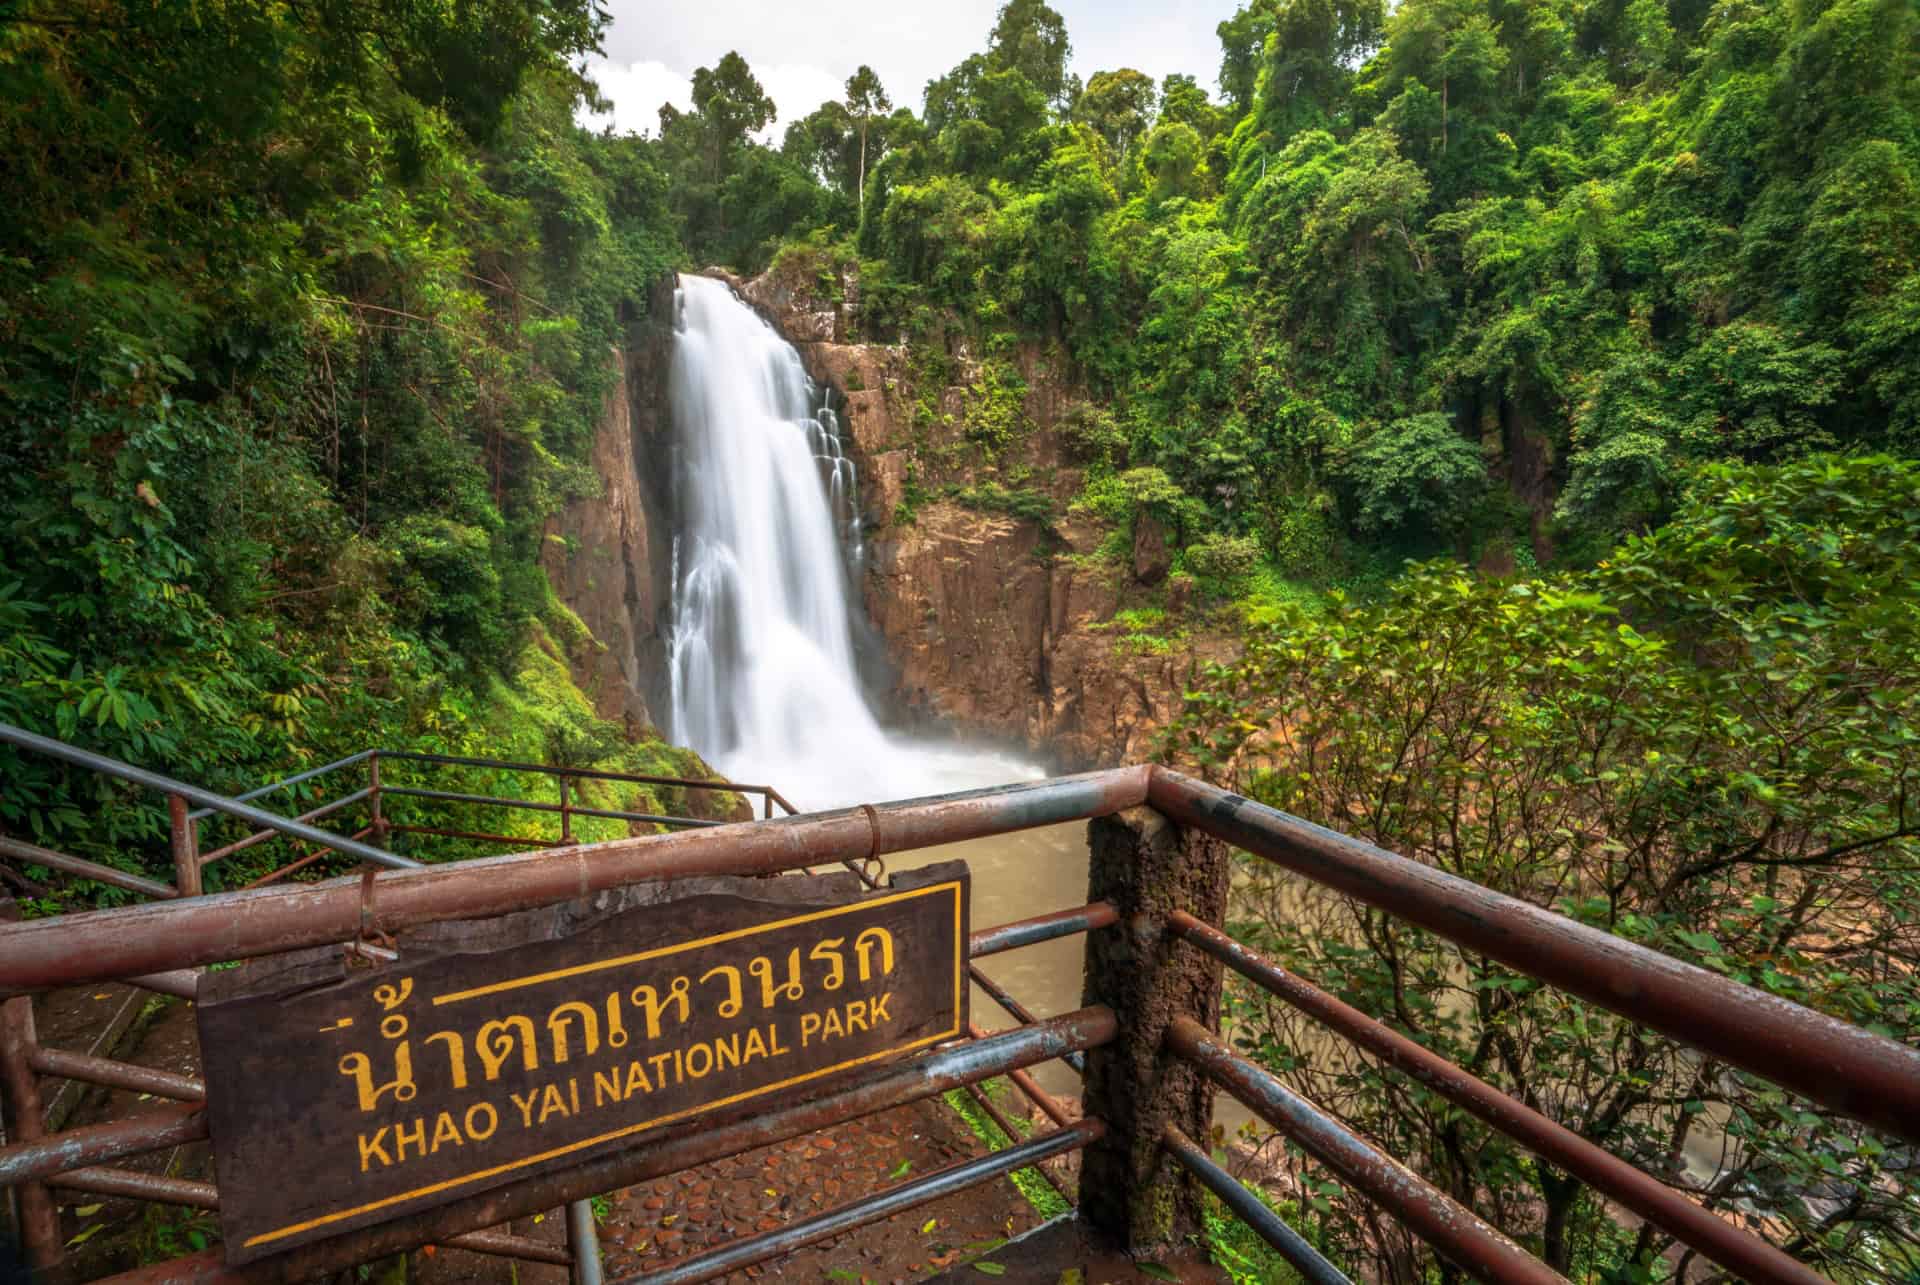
[374, 748, 779, 800]
[0, 767, 1152, 993]
[1168, 909, 1830, 1285]
[0, 835, 178, 901]
[1146, 766, 1920, 1147]
[1167, 1016, 1565, 1285]
[183, 749, 376, 822]
[0, 724, 416, 873]
[1161, 1124, 1352, 1285]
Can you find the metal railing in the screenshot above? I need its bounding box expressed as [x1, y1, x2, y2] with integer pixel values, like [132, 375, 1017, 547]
[2, 743, 1918, 1283]
[0, 725, 791, 1280]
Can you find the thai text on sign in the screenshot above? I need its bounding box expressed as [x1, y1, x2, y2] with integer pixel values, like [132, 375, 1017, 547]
[198, 864, 969, 1262]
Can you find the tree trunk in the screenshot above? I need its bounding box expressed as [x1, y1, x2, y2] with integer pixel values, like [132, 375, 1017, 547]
[857, 117, 868, 215]
[1539, 1170, 1579, 1274]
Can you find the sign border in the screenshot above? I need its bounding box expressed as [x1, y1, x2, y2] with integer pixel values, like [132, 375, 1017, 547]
[240, 878, 966, 1253]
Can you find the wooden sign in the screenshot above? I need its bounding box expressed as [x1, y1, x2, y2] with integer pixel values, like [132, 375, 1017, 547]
[197, 863, 969, 1262]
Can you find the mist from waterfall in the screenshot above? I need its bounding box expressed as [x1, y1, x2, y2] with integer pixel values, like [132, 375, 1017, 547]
[665, 274, 1040, 810]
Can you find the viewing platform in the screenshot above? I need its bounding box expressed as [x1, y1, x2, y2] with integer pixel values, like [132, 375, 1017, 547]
[2, 723, 1917, 1284]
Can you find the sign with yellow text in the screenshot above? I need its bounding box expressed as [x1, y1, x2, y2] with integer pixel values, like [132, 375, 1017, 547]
[198, 864, 968, 1262]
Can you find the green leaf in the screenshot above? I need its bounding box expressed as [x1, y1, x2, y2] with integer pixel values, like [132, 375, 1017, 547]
[889, 1158, 913, 1180]
[973, 1263, 1007, 1276]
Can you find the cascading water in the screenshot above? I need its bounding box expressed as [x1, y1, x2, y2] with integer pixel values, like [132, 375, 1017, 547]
[665, 274, 1037, 809]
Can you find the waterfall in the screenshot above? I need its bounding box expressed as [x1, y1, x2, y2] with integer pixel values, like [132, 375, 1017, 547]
[665, 274, 1037, 810]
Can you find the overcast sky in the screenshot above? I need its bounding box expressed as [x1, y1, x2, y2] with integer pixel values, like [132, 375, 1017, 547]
[582, 2, 1244, 140]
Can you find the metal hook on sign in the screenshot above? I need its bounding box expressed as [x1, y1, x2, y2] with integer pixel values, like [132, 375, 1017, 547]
[857, 803, 887, 889]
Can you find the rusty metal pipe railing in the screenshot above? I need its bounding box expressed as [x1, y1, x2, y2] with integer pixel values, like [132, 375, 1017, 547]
[621, 1120, 1106, 1285]
[378, 787, 726, 831]
[1167, 1016, 1565, 1285]
[385, 824, 564, 850]
[959, 1079, 1072, 1201]
[89, 1009, 1118, 1285]
[968, 900, 1118, 959]
[1149, 767, 1920, 1147]
[442, 1228, 575, 1267]
[237, 827, 377, 891]
[0, 1102, 208, 1186]
[0, 724, 417, 873]
[1161, 1124, 1352, 1285]
[972, 964, 1085, 1073]
[0, 768, 1149, 995]
[127, 970, 200, 999]
[27, 1046, 206, 1103]
[966, 1021, 1073, 1128]
[49, 1167, 219, 1209]
[196, 788, 372, 869]
[0, 834, 180, 901]
[184, 750, 376, 822]
[374, 749, 768, 799]
[1168, 910, 1827, 1285]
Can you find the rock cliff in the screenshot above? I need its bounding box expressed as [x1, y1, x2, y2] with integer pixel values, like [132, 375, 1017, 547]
[730, 261, 1239, 770]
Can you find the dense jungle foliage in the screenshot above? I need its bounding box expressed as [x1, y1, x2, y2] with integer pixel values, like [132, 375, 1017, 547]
[3, 0, 1917, 1278]
[679, 0, 1920, 578]
[0, 0, 718, 894]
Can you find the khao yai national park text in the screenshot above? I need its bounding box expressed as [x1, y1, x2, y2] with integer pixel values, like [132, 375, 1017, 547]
[1, 0, 1916, 1281]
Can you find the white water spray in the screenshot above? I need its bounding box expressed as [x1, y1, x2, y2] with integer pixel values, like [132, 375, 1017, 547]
[665, 275, 1038, 809]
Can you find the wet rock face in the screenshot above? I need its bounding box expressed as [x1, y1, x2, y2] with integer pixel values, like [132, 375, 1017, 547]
[541, 288, 678, 735]
[540, 348, 656, 730]
[732, 263, 1242, 771]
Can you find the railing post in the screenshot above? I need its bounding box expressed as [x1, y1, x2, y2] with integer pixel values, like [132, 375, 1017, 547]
[566, 1198, 603, 1285]
[1, 995, 60, 1272]
[1078, 805, 1230, 1253]
[167, 792, 202, 897]
[368, 752, 388, 847]
[559, 776, 574, 846]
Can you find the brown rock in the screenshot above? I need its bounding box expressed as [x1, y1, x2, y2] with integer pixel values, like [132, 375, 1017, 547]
[1132, 515, 1171, 585]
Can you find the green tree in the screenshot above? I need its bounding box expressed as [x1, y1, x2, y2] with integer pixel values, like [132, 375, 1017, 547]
[845, 65, 892, 214]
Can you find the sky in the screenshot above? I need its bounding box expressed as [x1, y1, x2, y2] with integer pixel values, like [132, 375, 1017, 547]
[581, 1, 1245, 141]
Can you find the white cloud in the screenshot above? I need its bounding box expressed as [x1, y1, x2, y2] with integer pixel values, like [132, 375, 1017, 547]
[581, 60, 693, 138]
[579, 1, 1245, 141]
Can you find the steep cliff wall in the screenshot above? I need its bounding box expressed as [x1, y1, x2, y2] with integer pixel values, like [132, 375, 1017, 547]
[733, 264, 1239, 770]
[540, 287, 678, 736]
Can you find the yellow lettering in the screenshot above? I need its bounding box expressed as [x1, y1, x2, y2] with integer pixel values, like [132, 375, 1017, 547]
[800, 1012, 822, 1047]
[538, 1083, 569, 1124]
[393, 1116, 427, 1163]
[594, 1068, 623, 1107]
[649, 1051, 673, 1085]
[769, 1023, 790, 1055]
[714, 1030, 741, 1072]
[625, 1059, 654, 1096]
[569, 1077, 580, 1114]
[870, 991, 892, 1025]
[510, 1089, 537, 1128]
[845, 1000, 869, 1034]
[465, 1102, 499, 1141]
[686, 1042, 713, 1078]
[823, 1007, 845, 1041]
[744, 1027, 769, 1062]
[429, 1111, 463, 1153]
[357, 1128, 391, 1172]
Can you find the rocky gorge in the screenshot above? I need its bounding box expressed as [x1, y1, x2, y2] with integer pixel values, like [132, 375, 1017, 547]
[542, 266, 1240, 778]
